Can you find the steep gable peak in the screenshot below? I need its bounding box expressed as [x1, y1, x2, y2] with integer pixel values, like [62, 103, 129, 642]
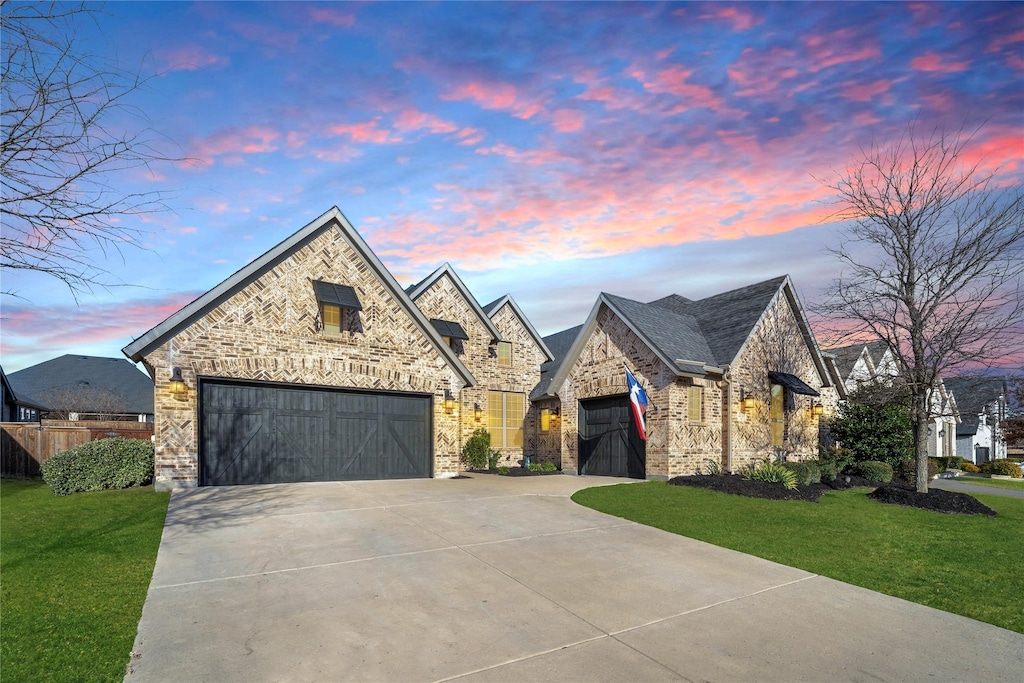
[406, 262, 503, 343]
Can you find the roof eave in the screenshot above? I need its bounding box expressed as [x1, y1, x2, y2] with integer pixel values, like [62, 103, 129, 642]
[407, 263, 504, 343]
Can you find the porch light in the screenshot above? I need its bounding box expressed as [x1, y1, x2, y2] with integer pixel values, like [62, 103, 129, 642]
[812, 403, 824, 417]
[740, 388, 755, 410]
[443, 390, 457, 414]
[474, 403, 482, 420]
[169, 367, 187, 397]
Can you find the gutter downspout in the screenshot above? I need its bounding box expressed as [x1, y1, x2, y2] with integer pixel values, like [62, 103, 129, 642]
[722, 364, 733, 474]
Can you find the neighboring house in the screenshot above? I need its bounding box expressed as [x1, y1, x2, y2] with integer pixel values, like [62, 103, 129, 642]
[6, 355, 153, 422]
[406, 263, 552, 466]
[0, 365, 47, 422]
[945, 377, 1008, 464]
[826, 341, 959, 459]
[533, 275, 835, 479]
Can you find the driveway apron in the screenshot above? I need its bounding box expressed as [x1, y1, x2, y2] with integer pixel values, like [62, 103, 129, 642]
[126, 475, 1023, 682]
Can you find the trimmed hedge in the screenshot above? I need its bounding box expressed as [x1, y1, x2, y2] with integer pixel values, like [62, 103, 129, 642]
[851, 460, 894, 483]
[979, 460, 1023, 478]
[41, 438, 154, 496]
[962, 462, 981, 473]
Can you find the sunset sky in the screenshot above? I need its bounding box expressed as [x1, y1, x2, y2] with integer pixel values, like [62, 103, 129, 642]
[1, 1, 1022, 373]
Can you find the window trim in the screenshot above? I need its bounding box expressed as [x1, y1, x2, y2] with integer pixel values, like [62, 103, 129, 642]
[688, 385, 703, 423]
[497, 341, 512, 367]
[487, 390, 524, 448]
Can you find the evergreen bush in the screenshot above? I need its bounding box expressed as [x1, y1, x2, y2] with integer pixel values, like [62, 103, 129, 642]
[851, 460, 894, 483]
[979, 460, 1023, 478]
[461, 428, 498, 470]
[41, 438, 154, 496]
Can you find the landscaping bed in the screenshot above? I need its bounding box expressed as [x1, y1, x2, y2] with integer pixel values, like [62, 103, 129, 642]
[470, 466, 562, 476]
[868, 485, 997, 516]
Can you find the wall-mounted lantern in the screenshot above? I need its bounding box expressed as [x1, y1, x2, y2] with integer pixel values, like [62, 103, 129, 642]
[811, 403, 824, 417]
[443, 389, 457, 414]
[740, 387, 755, 410]
[169, 367, 187, 397]
[474, 402, 483, 420]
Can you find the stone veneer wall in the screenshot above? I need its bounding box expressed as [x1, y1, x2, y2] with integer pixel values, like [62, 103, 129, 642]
[555, 306, 725, 478]
[728, 291, 825, 469]
[143, 226, 463, 488]
[412, 277, 545, 466]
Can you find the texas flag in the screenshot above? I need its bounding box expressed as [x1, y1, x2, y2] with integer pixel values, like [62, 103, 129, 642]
[625, 366, 649, 441]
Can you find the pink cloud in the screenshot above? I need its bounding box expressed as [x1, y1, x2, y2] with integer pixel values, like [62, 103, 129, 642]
[157, 44, 228, 72]
[308, 7, 356, 28]
[804, 30, 881, 72]
[394, 109, 458, 135]
[699, 6, 764, 31]
[442, 80, 545, 120]
[551, 109, 585, 132]
[727, 46, 800, 96]
[987, 30, 1024, 53]
[187, 125, 281, 167]
[841, 79, 893, 102]
[329, 118, 398, 144]
[910, 53, 971, 72]
[640, 64, 725, 112]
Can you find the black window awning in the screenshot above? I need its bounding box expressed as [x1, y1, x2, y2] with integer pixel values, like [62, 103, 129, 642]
[768, 371, 820, 397]
[430, 318, 469, 340]
[313, 280, 362, 310]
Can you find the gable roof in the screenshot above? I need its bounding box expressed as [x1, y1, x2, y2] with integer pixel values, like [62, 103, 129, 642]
[7, 355, 153, 414]
[827, 343, 872, 380]
[406, 263, 503, 344]
[820, 353, 849, 401]
[539, 275, 831, 400]
[531, 325, 582, 400]
[122, 207, 476, 388]
[482, 294, 554, 362]
[945, 376, 1007, 436]
[1, 365, 49, 411]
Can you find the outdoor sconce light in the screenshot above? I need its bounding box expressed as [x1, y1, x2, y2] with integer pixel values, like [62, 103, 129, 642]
[812, 403, 824, 417]
[740, 388, 755, 410]
[443, 390, 457, 414]
[550, 405, 560, 427]
[474, 403, 482, 420]
[168, 367, 187, 397]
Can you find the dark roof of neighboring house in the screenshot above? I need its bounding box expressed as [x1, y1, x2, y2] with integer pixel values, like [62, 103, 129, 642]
[7, 355, 154, 414]
[536, 275, 830, 400]
[864, 340, 891, 368]
[481, 294, 554, 362]
[1, 365, 49, 411]
[945, 377, 1008, 436]
[531, 326, 582, 400]
[122, 207, 475, 387]
[827, 343, 869, 379]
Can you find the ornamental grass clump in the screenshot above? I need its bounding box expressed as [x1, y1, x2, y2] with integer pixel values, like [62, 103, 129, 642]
[41, 437, 154, 495]
[742, 459, 798, 490]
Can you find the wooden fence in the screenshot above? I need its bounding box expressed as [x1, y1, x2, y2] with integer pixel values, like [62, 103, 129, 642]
[0, 421, 154, 479]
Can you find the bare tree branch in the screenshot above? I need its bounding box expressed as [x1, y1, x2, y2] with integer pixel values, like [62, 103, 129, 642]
[1, 1, 177, 300]
[818, 122, 1024, 491]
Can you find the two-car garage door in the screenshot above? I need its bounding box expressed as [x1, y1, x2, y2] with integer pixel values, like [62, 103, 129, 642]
[200, 380, 432, 486]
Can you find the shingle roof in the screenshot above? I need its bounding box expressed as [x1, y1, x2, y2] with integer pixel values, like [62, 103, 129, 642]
[481, 294, 554, 362]
[7, 355, 154, 414]
[649, 275, 787, 366]
[0, 365, 49, 411]
[531, 326, 582, 400]
[605, 293, 714, 372]
[945, 377, 1007, 436]
[826, 343, 869, 380]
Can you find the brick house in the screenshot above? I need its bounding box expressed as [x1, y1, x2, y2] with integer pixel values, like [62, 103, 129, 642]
[532, 276, 835, 479]
[406, 264, 553, 466]
[124, 208, 478, 490]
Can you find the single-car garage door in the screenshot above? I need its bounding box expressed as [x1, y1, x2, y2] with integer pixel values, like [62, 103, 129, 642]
[578, 394, 645, 479]
[200, 380, 432, 486]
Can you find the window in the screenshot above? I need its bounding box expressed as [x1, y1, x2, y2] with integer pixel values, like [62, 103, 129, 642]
[322, 304, 342, 335]
[688, 385, 703, 422]
[488, 390, 524, 448]
[770, 383, 785, 447]
[497, 341, 512, 366]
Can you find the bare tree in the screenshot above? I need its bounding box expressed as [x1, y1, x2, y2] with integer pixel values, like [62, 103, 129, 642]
[820, 124, 1024, 492]
[38, 385, 129, 420]
[1, 1, 173, 299]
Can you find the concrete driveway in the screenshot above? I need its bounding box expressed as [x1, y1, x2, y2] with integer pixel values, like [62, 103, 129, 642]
[127, 475, 1023, 682]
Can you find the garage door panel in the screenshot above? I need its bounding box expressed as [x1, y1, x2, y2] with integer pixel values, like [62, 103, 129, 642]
[201, 381, 431, 486]
[579, 395, 645, 479]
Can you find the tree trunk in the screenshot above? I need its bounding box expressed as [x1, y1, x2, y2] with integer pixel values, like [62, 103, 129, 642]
[914, 400, 930, 493]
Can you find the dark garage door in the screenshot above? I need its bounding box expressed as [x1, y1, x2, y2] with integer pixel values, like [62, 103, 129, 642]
[200, 380, 432, 486]
[578, 394, 646, 479]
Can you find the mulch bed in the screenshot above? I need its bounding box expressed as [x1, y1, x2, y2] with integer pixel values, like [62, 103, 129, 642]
[868, 485, 997, 516]
[469, 467, 562, 477]
[668, 474, 996, 515]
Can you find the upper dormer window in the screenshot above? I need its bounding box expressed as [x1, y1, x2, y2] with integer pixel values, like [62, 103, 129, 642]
[497, 341, 512, 366]
[313, 280, 362, 335]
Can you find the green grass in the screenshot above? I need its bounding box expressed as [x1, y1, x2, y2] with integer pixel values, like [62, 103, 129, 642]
[573, 482, 1024, 633]
[955, 476, 1024, 490]
[1, 479, 170, 682]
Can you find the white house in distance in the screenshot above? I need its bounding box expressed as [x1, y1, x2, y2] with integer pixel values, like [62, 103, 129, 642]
[945, 377, 1008, 465]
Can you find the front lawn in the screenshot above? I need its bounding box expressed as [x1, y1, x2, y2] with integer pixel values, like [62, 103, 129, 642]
[955, 476, 1024, 491]
[0, 479, 170, 682]
[573, 482, 1024, 634]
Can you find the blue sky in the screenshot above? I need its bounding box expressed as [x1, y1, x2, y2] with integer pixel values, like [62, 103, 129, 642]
[1, 1, 1022, 372]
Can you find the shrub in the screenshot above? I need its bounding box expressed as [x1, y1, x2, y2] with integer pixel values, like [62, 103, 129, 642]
[895, 458, 938, 485]
[929, 457, 946, 474]
[815, 445, 854, 482]
[41, 438, 154, 496]
[462, 428, 499, 471]
[979, 460, 1023, 478]
[496, 466, 510, 475]
[742, 459, 798, 490]
[700, 458, 723, 476]
[540, 461, 558, 472]
[935, 456, 964, 471]
[962, 462, 981, 473]
[850, 460, 893, 483]
[781, 461, 821, 486]
[828, 386, 913, 468]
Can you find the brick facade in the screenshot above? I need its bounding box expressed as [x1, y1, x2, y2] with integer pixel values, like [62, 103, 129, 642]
[140, 224, 465, 488]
